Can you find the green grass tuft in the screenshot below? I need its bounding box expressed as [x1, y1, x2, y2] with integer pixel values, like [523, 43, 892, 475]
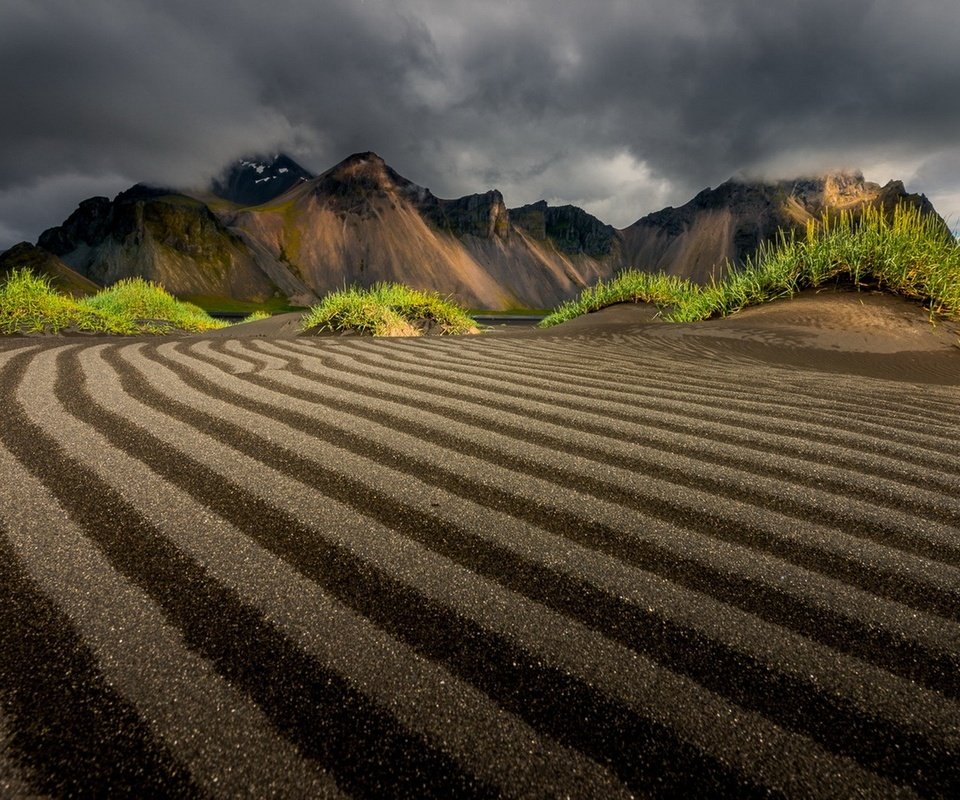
[300, 282, 479, 336]
[540, 204, 960, 327]
[79, 278, 228, 333]
[0, 269, 119, 334]
[539, 271, 696, 327]
[0, 269, 227, 335]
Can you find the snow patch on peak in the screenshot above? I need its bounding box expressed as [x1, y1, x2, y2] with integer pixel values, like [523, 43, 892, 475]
[238, 159, 268, 174]
[212, 153, 314, 205]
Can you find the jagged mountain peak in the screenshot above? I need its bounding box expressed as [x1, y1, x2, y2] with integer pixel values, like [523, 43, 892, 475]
[634, 170, 921, 228]
[334, 151, 386, 169]
[316, 151, 419, 197]
[306, 152, 510, 241]
[799, 169, 865, 190]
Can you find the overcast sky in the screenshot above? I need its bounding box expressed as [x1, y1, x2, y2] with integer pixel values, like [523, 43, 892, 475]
[2, 0, 959, 249]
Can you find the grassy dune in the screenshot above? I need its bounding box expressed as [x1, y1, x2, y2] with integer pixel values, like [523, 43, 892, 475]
[1, 271, 477, 338]
[541, 205, 960, 327]
[0, 269, 228, 335]
[300, 282, 480, 336]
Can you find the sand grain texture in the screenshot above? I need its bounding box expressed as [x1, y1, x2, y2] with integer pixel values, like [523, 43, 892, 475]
[0, 291, 958, 798]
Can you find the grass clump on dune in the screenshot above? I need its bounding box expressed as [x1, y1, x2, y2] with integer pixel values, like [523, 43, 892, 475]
[539, 271, 697, 327]
[541, 204, 960, 326]
[300, 282, 479, 336]
[0, 269, 120, 334]
[81, 278, 228, 333]
[0, 269, 227, 335]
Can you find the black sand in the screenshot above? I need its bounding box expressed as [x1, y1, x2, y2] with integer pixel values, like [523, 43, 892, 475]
[0, 291, 958, 797]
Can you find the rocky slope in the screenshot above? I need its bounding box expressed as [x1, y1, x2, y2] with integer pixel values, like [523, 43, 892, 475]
[22, 156, 945, 310]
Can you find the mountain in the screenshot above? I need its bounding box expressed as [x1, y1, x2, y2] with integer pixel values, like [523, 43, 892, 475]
[37, 184, 317, 306]
[220, 152, 610, 309]
[618, 172, 940, 282]
[210, 154, 314, 207]
[0, 241, 100, 296]
[27, 154, 946, 311]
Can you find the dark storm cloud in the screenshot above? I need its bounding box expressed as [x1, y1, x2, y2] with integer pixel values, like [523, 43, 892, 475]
[2, 0, 958, 247]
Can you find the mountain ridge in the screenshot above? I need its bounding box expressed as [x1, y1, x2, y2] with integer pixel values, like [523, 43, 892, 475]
[619, 172, 942, 282]
[218, 152, 599, 309]
[5, 152, 945, 310]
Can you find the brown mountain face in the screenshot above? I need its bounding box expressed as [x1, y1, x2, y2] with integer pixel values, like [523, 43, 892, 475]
[27, 156, 946, 311]
[221, 152, 610, 309]
[618, 172, 941, 282]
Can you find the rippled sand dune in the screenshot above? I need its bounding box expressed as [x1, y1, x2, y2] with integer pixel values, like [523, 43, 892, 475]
[1, 292, 958, 797]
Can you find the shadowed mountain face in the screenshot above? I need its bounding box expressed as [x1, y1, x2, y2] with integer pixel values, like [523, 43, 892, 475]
[35, 184, 316, 305]
[510, 201, 619, 258]
[210, 154, 314, 207]
[21, 155, 946, 310]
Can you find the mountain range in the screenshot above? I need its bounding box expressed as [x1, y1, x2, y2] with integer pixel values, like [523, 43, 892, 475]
[0, 152, 942, 309]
